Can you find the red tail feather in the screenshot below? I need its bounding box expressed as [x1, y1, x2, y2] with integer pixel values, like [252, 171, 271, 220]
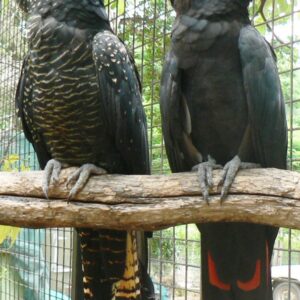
[237, 260, 261, 291]
[208, 252, 231, 291]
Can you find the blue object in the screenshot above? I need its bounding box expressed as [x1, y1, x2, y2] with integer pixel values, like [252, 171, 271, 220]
[154, 283, 169, 300]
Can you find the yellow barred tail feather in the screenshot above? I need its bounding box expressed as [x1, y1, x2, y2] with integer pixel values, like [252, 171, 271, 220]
[112, 231, 141, 300]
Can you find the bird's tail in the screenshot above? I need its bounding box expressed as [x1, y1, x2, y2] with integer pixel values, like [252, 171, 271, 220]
[198, 223, 278, 300]
[112, 231, 141, 299]
[78, 229, 154, 300]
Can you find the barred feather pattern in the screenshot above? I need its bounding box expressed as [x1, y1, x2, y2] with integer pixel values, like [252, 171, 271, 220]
[79, 230, 141, 300]
[24, 14, 120, 169]
[16, 3, 150, 299]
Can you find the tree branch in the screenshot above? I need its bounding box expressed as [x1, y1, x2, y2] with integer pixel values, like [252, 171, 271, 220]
[0, 168, 299, 230]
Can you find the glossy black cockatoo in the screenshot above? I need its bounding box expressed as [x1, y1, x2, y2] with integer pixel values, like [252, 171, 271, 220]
[160, 0, 287, 299]
[15, 0, 154, 299]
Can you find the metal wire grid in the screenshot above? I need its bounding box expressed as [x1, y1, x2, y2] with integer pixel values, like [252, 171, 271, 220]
[0, 0, 299, 299]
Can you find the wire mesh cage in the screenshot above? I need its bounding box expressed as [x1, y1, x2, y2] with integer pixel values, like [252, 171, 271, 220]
[0, 0, 300, 299]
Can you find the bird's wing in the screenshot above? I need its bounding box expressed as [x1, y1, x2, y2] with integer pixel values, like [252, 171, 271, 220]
[92, 31, 150, 175]
[239, 25, 287, 169]
[15, 55, 51, 169]
[92, 32, 154, 298]
[160, 50, 202, 172]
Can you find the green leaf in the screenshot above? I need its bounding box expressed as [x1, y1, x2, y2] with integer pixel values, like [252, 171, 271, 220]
[117, 0, 125, 15]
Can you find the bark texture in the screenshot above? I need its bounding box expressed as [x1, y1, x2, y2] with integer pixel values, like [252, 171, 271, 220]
[0, 168, 299, 230]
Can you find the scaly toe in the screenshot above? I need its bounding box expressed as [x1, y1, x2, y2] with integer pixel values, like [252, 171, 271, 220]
[192, 155, 221, 204]
[67, 164, 107, 200]
[66, 168, 81, 188]
[219, 155, 242, 202]
[42, 159, 62, 198]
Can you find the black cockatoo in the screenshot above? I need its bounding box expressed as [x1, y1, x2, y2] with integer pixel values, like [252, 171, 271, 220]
[15, 0, 154, 299]
[160, 0, 287, 299]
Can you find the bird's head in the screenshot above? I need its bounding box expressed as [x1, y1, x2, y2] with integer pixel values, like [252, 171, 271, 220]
[170, 0, 252, 14]
[15, 0, 108, 22]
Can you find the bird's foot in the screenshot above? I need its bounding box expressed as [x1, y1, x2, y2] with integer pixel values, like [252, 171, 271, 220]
[192, 155, 222, 204]
[219, 155, 260, 202]
[66, 163, 107, 200]
[42, 159, 63, 199]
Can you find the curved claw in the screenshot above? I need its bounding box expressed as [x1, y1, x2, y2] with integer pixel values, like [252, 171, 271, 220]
[219, 156, 261, 203]
[67, 164, 107, 200]
[192, 155, 222, 204]
[219, 156, 241, 202]
[42, 159, 62, 199]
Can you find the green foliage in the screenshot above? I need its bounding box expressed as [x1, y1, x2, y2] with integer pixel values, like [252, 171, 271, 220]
[104, 0, 125, 15]
[0, 153, 27, 249]
[0, 1, 27, 60]
[0, 226, 21, 249]
[150, 225, 200, 262]
[0, 265, 8, 280]
[0, 154, 30, 171]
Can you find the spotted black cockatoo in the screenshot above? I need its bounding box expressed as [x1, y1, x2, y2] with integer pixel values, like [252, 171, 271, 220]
[160, 0, 287, 299]
[15, 0, 154, 299]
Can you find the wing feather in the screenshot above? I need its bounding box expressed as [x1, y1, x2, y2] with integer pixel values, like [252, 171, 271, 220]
[160, 51, 202, 172]
[239, 26, 287, 169]
[93, 32, 150, 174]
[15, 55, 50, 169]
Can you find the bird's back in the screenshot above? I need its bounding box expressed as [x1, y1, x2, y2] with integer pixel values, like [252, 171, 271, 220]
[23, 5, 124, 171]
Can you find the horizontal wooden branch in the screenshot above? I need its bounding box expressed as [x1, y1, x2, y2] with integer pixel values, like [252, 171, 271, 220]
[0, 168, 300, 230]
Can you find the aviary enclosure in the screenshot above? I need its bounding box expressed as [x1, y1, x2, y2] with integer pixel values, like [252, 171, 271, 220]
[0, 0, 299, 299]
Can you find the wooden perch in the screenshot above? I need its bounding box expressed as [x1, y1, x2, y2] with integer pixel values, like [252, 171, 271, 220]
[0, 168, 300, 230]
